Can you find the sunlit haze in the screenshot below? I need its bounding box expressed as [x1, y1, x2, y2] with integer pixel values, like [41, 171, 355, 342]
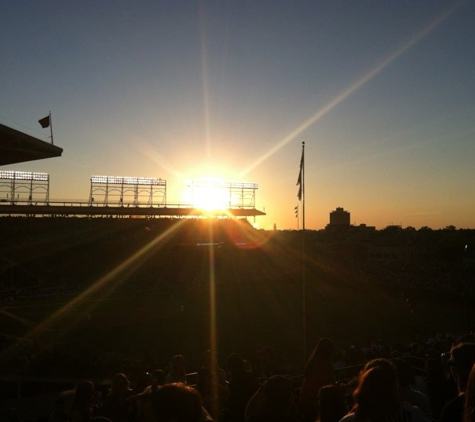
[1, 1, 474, 230]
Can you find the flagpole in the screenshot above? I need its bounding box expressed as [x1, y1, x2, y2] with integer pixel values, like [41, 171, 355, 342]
[296, 141, 307, 366]
[301, 141, 306, 366]
[302, 141, 305, 231]
[49, 112, 54, 145]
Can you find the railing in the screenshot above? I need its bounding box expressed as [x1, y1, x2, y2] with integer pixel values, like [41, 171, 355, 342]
[0, 199, 259, 209]
[0, 199, 185, 208]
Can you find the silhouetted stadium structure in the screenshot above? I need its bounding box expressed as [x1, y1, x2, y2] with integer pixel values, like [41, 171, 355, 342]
[0, 124, 265, 219]
[0, 123, 63, 166]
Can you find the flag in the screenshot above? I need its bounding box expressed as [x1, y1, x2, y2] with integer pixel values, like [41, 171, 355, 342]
[296, 145, 304, 200]
[38, 115, 50, 128]
[297, 183, 302, 201]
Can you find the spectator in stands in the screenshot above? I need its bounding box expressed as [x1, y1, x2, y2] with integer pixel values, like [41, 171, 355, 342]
[340, 364, 397, 422]
[48, 397, 69, 422]
[393, 359, 432, 419]
[69, 380, 96, 422]
[100, 373, 134, 422]
[424, 357, 456, 420]
[166, 355, 187, 384]
[200, 349, 227, 386]
[196, 349, 228, 420]
[197, 366, 218, 419]
[151, 383, 210, 422]
[339, 360, 429, 422]
[342, 376, 359, 416]
[224, 352, 259, 422]
[440, 342, 475, 422]
[463, 362, 475, 422]
[299, 338, 336, 422]
[134, 371, 152, 395]
[143, 369, 166, 394]
[317, 384, 347, 422]
[127, 369, 167, 422]
[245, 375, 296, 422]
[255, 346, 280, 381]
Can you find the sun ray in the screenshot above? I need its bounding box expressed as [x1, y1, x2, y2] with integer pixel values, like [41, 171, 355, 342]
[23, 219, 188, 339]
[240, 2, 464, 177]
[0, 307, 35, 328]
[199, 2, 212, 160]
[133, 138, 186, 181]
[207, 222, 219, 419]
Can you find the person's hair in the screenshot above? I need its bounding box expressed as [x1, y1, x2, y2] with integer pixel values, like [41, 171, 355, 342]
[201, 349, 218, 369]
[71, 380, 95, 413]
[363, 358, 395, 374]
[109, 372, 130, 396]
[464, 363, 475, 422]
[169, 354, 186, 380]
[353, 365, 399, 422]
[74, 380, 95, 402]
[450, 343, 475, 392]
[151, 369, 166, 386]
[226, 352, 245, 376]
[152, 383, 202, 422]
[171, 354, 185, 367]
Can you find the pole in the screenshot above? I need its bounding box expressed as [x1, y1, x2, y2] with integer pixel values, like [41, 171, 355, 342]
[302, 141, 305, 232]
[301, 141, 307, 366]
[49, 112, 54, 145]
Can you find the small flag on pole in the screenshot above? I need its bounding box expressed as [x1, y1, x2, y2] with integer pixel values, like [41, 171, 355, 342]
[296, 144, 304, 201]
[38, 115, 50, 129]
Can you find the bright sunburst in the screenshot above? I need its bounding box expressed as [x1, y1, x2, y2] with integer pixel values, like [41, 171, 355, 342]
[186, 177, 230, 211]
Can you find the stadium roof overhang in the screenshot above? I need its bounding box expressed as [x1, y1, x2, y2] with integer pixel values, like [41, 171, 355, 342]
[0, 203, 266, 217]
[0, 124, 63, 166]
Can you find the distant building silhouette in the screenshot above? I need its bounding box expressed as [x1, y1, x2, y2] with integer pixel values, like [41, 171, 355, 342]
[328, 207, 350, 227]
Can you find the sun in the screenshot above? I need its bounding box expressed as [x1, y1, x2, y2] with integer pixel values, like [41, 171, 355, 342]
[186, 177, 230, 211]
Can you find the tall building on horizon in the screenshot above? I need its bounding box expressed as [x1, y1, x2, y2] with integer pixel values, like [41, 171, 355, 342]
[329, 207, 350, 227]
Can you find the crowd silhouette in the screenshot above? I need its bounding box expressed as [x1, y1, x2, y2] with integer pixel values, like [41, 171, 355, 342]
[2, 332, 475, 422]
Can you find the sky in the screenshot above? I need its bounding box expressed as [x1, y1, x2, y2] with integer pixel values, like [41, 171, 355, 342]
[1, 0, 474, 230]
